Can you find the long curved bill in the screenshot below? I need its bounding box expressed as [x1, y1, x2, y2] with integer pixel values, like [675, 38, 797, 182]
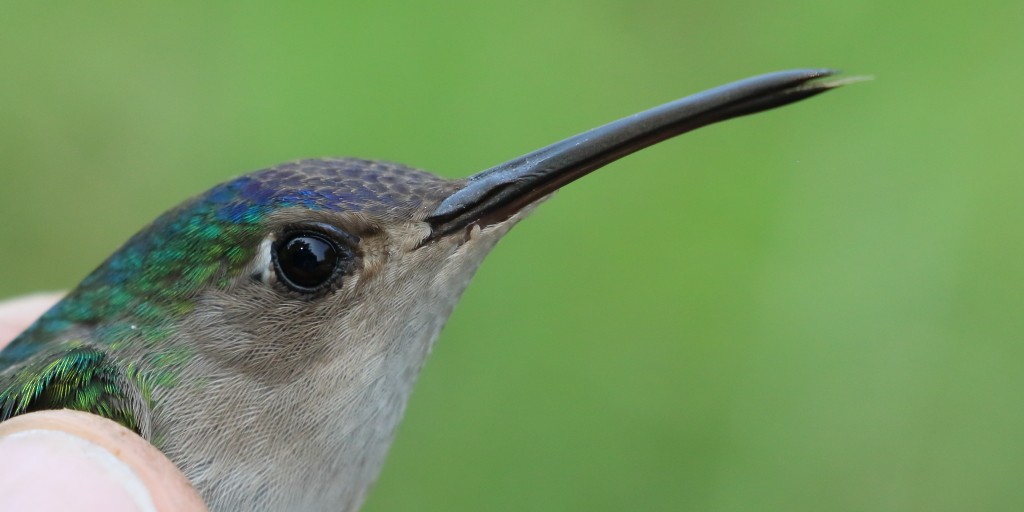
[426, 68, 851, 240]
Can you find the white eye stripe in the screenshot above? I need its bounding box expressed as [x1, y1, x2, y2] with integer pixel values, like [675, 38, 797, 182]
[251, 237, 274, 285]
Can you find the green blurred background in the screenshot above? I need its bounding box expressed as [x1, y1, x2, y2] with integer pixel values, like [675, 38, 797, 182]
[1, 1, 1021, 510]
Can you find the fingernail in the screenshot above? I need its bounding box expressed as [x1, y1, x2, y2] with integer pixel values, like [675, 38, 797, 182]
[0, 428, 156, 512]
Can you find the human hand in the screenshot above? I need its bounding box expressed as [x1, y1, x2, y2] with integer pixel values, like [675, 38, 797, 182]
[0, 293, 207, 512]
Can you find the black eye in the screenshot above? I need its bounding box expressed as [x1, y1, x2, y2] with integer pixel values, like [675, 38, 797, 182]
[273, 232, 346, 292]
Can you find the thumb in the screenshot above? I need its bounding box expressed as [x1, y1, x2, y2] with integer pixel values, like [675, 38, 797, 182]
[0, 410, 207, 512]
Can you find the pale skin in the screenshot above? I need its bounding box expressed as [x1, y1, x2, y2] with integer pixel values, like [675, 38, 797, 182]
[0, 293, 207, 512]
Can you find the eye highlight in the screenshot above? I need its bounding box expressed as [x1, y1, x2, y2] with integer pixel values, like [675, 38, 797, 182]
[272, 228, 353, 293]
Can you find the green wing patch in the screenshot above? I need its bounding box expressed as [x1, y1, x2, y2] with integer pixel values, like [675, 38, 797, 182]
[0, 346, 150, 436]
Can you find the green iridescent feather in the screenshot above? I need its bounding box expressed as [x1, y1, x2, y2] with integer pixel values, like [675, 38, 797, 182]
[0, 346, 149, 434]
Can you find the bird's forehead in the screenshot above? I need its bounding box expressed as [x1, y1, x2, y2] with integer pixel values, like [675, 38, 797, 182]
[209, 158, 456, 220]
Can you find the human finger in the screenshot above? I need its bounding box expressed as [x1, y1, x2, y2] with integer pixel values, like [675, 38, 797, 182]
[0, 409, 207, 511]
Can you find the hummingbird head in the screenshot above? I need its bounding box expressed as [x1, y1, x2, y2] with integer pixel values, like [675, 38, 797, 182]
[141, 159, 540, 511]
[170, 157, 518, 380]
[11, 69, 849, 510]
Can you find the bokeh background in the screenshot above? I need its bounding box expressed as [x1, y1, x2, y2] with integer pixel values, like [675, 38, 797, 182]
[1, 1, 1021, 511]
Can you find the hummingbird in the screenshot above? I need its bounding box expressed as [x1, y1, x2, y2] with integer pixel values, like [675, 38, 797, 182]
[0, 69, 849, 511]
